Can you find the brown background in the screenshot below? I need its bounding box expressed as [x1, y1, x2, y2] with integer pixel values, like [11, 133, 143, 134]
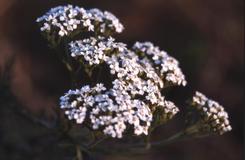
[0, 0, 243, 160]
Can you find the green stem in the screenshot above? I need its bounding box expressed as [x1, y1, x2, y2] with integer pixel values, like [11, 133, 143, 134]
[151, 122, 203, 147]
[151, 131, 186, 147]
[108, 122, 202, 153]
[95, 66, 102, 83]
[62, 60, 73, 72]
[144, 132, 152, 149]
[88, 136, 107, 149]
[76, 145, 83, 160]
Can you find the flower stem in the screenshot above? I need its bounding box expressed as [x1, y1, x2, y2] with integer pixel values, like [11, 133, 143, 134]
[76, 145, 83, 160]
[88, 136, 107, 149]
[144, 132, 152, 149]
[151, 131, 186, 147]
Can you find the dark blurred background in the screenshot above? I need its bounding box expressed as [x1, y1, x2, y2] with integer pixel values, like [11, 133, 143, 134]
[0, 0, 243, 160]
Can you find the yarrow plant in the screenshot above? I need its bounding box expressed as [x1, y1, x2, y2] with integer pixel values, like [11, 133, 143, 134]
[187, 91, 232, 135]
[36, 4, 232, 158]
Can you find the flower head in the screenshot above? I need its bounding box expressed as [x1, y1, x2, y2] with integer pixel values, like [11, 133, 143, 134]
[190, 91, 232, 135]
[60, 83, 153, 138]
[70, 37, 178, 108]
[60, 37, 182, 138]
[36, 5, 124, 38]
[69, 36, 126, 65]
[132, 42, 187, 86]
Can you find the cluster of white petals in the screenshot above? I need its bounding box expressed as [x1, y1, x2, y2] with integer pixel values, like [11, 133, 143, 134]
[36, 5, 124, 37]
[37, 4, 232, 140]
[106, 51, 179, 119]
[64, 37, 181, 138]
[132, 42, 187, 86]
[60, 84, 106, 124]
[60, 83, 152, 138]
[191, 91, 232, 135]
[69, 36, 126, 65]
[71, 37, 179, 111]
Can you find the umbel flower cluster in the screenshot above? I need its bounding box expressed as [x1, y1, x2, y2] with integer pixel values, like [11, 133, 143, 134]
[189, 92, 232, 135]
[36, 5, 231, 140]
[62, 36, 180, 138]
[36, 5, 123, 37]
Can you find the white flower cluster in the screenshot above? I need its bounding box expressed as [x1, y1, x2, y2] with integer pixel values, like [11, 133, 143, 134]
[36, 5, 124, 37]
[60, 83, 152, 138]
[71, 37, 179, 114]
[191, 91, 232, 135]
[38, 4, 232, 141]
[60, 84, 106, 124]
[132, 42, 187, 86]
[64, 37, 181, 138]
[106, 52, 179, 119]
[69, 36, 126, 65]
